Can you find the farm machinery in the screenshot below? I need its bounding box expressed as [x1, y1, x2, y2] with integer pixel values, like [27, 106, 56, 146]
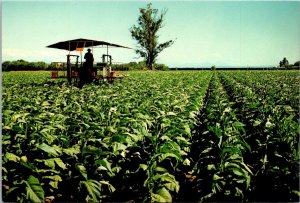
[47, 38, 131, 85]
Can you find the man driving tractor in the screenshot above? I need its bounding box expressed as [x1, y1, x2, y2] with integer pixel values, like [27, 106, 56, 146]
[79, 48, 95, 88]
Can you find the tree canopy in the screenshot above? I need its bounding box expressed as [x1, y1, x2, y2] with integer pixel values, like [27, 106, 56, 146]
[130, 3, 174, 70]
[279, 57, 289, 67]
[2, 60, 49, 71]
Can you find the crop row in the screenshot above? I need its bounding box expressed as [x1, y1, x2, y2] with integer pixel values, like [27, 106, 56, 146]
[218, 71, 299, 201]
[2, 71, 212, 202]
[2, 70, 299, 202]
[2, 71, 54, 85]
[183, 71, 299, 202]
[190, 73, 253, 201]
[226, 70, 300, 110]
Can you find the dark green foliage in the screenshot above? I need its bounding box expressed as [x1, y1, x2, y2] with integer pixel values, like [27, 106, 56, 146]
[191, 73, 252, 202]
[112, 61, 147, 70]
[2, 70, 299, 202]
[2, 71, 211, 202]
[112, 61, 170, 71]
[130, 3, 174, 70]
[279, 57, 289, 68]
[2, 60, 49, 71]
[218, 70, 299, 201]
[154, 63, 170, 71]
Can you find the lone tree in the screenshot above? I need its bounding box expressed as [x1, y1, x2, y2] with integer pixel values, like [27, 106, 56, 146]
[279, 57, 289, 67]
[130, 3, 174, 70]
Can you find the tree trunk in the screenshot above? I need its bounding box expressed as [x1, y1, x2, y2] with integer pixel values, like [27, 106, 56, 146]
[146, 57, 154, 70]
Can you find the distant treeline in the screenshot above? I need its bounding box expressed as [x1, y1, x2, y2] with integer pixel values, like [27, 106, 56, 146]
[2, 60, 170, 71]
[2, 60, 50, 71]
[171, 67, 300, 71]
[171, 64, 300, 71]
[112, 61, 170, 71]
[3, 59, 298, 71]
[172, 60, 300, 70]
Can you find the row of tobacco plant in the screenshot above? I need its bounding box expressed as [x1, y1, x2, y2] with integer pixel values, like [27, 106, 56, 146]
[190, 73, 253, 202]
[2, 70, 299, 202]
[218, 71, 299, 201]
[2, 71, 212, 202]
[186, 71, 299, 202]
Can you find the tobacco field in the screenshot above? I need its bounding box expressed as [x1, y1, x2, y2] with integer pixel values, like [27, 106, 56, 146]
[2, 70, 299, 202]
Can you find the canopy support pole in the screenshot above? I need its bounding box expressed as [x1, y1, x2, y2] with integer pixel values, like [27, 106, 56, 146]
[67, 55, 71, 84]
[80, 51, 82, 68]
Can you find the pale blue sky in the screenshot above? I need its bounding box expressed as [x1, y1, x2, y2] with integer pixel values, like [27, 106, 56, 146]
[2, 1, 300, 67]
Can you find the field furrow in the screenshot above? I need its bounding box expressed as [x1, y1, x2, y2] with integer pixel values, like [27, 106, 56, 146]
[189, 73, 252, 202]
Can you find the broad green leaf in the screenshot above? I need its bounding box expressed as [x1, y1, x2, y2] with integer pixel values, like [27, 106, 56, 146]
[63, 145, 81, 157]
[12, 113, 23, 122]
[224, 162, 240, 169]
[20, 156, 36, 171]
[94, 158, 113, 174]
[253, 120, 262, 127]
[97, 166, 108, 171]
[152, 187, 172, 202]
[213, 174, 223, 181]
[207, 164, 216, 170]
[54, 158, 67, 170]
[36, 169, 60, 174]
[166, 112, 176, 116]
[292, 190, 300, 197]
[112, 166, 122, 173]
[160, 135, 172, 141]
[155, 166, 168, 173]
[164, 182, 179, 193]
[2, 167, 7, 173]
[233, 121, 245, 127]
[6, 187, 18, 196]
[139, 164, 148, 171]
[240, 162, 253, 175]
[42, 101, 50, 107]
[231, 168, 245, 177]
[183, 123, 191, 136]
[80, 179, 102, 202]
[2, 125, 11, 130]
[108, 126, 117, 133]
[153, 173, 179, 193]
[99, 180, 116, 193]
[76, 165, 88, 180]
[151, 193, 167, 202]
[44, 175, 62, 189]
[37, 143, 59, 157]
[43, 159, 55, 169]
[201, 147, 213, 154]
[208, 125, 222, 138]
[158, 152, 181, 162]
[49, 181, 59, 189]
[43, 175, 62, 182]
[24, 175, 44, 202]
[20, 155, 28, 162]
[183, 158, 190, 166]
[5, 152, 20, 162]
[3, 109, 14, 116]
[123, 132, 141, 142]
[112, 142, 127, 152]
[265, 120, 275, 128]
[82, 145, 107, 156]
